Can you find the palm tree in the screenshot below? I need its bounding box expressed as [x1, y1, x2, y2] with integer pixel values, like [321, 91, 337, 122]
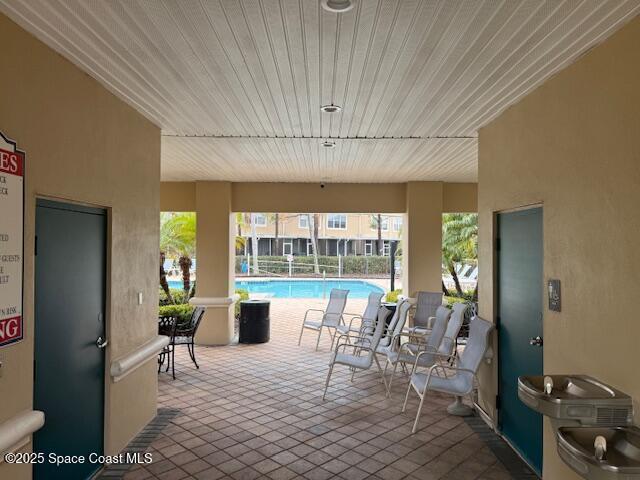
[159, 212, 178, 303]
[307, 214, 320, 274]
[164, 212, 196, 294]
[442, 213, 478, 297]
[370, 214, 385, 255]
[250, 213, 260, 274]
[235, 213, 247, 254]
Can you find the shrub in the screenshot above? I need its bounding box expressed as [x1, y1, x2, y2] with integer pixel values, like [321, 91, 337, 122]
[235, 288, 249, 317]
[386, 289, 402, 303]
[158, 304, 193, 324]
[235, 255, 401, 276]
[159, 288, 189, 306]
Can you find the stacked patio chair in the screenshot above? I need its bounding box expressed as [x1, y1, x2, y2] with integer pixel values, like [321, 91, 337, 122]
[402, 316, 494, 433]
[298, 288, 349, 350]
[404, 291, 443, 335]
[322, 307, 391, 400]
[384, 302, 468, 396]
[336, 291, 384, 337]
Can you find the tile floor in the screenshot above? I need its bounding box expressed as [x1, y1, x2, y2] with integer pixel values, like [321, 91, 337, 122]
[125, 298, 513, 480]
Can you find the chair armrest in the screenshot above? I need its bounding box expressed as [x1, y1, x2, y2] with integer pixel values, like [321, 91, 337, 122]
[334, 333, 372, 348]
[303, 308, 325, 323]
[413, 350, 456, 370]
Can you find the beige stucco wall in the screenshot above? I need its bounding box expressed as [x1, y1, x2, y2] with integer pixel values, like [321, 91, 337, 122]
[0, 13, 160, 479]
[478, 15, 640, 479]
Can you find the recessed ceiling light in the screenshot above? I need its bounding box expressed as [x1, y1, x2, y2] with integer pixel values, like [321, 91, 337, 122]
[321, 0, 354, 14]
[322, 140, 336, 148]
[320, 104, 342, 113]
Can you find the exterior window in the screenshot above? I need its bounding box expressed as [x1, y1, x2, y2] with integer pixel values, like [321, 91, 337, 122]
[364, 240, 373, 256]
[283, 240, 293, 256]
[392, 217, 403, 232]
[382, 241, 390, 256]
[306, 240, 313, 256]
[327, 214, 347, 230]
[298, 214, 309, 229]
[371, 215, 389, 231]
[253, 213, 267, 226]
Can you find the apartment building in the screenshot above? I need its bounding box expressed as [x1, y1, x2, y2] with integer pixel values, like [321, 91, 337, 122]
[238, 213, 402, 256]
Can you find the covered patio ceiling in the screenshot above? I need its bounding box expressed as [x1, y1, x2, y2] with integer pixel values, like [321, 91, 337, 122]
[1, 0, 638, 183]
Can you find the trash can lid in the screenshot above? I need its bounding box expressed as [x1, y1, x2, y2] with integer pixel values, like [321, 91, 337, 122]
[240, 299, 270, 304]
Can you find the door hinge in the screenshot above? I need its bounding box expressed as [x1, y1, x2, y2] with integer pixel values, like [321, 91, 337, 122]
[495, 238, 500, 251]
[496, 395, 501, 410]
[34, 235, 38, 256]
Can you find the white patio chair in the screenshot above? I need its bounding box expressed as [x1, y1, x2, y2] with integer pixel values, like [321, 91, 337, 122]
[298, 288, 349, 350]
[385, 303, 467, 396]
[322, 307, 390, 400]
[402, 316, 494, 433]
[374, 298, 414, 356]
[337, 292, 383, 337]
[404, 291, 443, 335]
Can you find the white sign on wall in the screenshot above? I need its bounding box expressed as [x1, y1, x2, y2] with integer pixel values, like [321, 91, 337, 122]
[0, 131, 24, 348]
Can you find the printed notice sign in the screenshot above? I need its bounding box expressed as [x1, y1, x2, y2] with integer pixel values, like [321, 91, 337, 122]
[0, 131, 24, 348]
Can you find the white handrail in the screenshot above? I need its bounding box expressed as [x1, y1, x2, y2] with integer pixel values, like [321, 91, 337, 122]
[189, 295, 240, 307]
[0, 410, 45, 458]
[110, 335, 169, 383]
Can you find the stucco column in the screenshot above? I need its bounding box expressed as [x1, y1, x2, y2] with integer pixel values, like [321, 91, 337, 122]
[403, 182, 443, 297]
[194, 181, 235, 345]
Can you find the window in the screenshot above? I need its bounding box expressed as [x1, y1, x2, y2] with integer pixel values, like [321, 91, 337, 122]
[283, 240, 293, 256]
[298, 214, 309, 229]
[382, 240, 390, 256]
[306, 239, 313, 256]
[371, 215, 389, 231]
[364, 240, 373, 256]
[253, 213, 267, 226]
[392, 216, 403, 232]
[327, 214, 347, 230]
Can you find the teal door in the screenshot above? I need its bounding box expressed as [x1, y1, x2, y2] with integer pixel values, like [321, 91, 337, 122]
[34, 199, 107, 480]
[497, 207, 543, 475]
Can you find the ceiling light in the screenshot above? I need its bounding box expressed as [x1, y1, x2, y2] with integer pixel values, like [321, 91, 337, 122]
[320, 104, 342, 113]
[321, 0, 354, 13]
[322, 140, 336, 148]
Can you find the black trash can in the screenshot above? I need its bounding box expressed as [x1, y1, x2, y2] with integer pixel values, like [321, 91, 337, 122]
[239, 299, 270, 344]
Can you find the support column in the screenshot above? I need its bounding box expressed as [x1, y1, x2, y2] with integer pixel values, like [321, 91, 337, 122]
[403, 182, 443, 297]
[194, 181, 235, 345]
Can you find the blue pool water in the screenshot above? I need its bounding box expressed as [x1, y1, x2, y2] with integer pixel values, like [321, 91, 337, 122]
[168, 279, 384, 298]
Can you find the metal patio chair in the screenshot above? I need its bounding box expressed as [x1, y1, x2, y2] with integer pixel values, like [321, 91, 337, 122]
[298, 288, 349, 350]
[337, 291, 384, 337]
[159, 307, 205, 379]
[404, 291, 443, 335]
[402, 316, 494, 433]
[322, 306, 390, 399]
[384, 302, 467, 396]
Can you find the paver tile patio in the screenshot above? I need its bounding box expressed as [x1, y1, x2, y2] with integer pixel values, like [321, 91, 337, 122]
[124, 299, 512, 479]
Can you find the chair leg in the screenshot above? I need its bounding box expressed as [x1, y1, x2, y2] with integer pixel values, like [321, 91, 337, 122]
[386, 361, 400, 398]
[373, 356, 388, 391]
[171, 343, 176, 380]
[402, 380, 413, 413]
[322, 364, 334, 400]
[165, 346, 171, 372]
[315, 327, 323, 351]
[298, 323, 305, 346]
[412, 391, 426, 434]
[329, 329, 337, 351]
[189, 341, 199, 369]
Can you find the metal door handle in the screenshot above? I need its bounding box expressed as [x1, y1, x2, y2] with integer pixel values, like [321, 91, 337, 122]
[529, 336, 543, 347]
[96, 336, 108, 349]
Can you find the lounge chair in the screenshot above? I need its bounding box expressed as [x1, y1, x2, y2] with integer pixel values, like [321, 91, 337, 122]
[402, 316, 494, 433]
[384, 303, 467, 396]
[337, 292, 384, 336]
[323, 307, 390, 400]
[298, 288, 349, 350]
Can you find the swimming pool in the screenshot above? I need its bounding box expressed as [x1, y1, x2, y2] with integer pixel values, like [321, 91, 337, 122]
[167, 279, 385, 298]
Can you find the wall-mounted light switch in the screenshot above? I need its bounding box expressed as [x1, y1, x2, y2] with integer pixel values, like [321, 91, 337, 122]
[138, 292, 143, 305]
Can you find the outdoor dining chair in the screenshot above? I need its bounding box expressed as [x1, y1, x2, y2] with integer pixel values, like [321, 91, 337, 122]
[384, 303, 467, 396]
[322, 307, 390, 400]
[402, 316, 494, 433]
[336, 291, 383, 337]
[158, 306, 205, 379]
[298, 288, 349, 350]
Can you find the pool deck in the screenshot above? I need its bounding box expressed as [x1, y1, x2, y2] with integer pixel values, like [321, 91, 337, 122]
[124, 298, 511, 480]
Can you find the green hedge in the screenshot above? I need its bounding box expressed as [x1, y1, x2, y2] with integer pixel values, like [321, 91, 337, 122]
[236, 255, 401, 275]
[159, 288, 190, 306]
[385, 289, 402, 303]
[158, 304, 193, 324]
